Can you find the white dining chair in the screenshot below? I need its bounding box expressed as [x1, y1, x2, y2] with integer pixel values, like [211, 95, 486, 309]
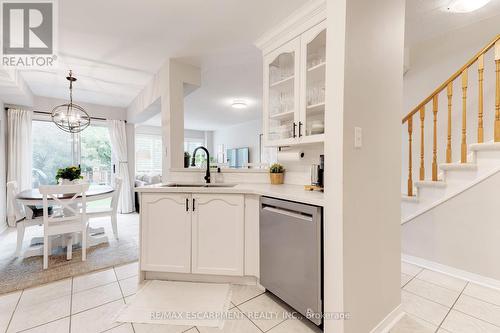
[7, 181, 43, 257]
[86, 176, 122, 240]
[39, 183, 90, 269]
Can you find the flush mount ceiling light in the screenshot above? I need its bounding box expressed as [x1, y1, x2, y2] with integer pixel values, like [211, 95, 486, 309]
[231, 100, 248, 109]
[447, 0, 491, 13]
[51, 70, 90, 133]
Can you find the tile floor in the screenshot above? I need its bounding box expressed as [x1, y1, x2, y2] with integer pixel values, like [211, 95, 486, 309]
[1, 261, 500, 332]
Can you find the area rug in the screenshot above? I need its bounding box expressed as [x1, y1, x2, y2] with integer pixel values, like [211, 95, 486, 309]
[0, 214, 139, 294]
[116, 280, 232, 328]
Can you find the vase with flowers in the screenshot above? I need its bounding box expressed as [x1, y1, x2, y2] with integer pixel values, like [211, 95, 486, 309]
[56, 166, 83, 185]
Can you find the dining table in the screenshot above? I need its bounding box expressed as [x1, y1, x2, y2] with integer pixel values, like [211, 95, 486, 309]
[16, 185, 115, 258]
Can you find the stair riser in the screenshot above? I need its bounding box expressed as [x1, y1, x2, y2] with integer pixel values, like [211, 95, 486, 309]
[417, 187, 447, 201]
[443, 170, 479, 183]
[474, 150, 500, 164]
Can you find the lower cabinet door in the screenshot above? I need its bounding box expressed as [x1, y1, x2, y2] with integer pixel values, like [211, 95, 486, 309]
[140, 193, 191, 273]
[191, 194, 244, 276]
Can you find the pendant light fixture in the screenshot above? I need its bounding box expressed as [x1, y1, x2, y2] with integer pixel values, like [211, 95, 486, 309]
[51, 70, 90, 133]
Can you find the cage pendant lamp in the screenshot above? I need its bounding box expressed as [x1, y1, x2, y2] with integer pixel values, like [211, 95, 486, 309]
[51, 70, 90, 133]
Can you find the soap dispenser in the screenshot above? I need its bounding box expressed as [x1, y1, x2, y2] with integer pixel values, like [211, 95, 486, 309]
[214, 167, 224, 183]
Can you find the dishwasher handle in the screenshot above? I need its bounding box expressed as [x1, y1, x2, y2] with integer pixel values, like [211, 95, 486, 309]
[262, 206, 313, 222]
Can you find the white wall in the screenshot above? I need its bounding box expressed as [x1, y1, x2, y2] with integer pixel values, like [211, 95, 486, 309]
[0, 101, 6, 232]
[325, 0, 404, 332]
[212, 119, 262, 164]
[402, 171, 500, 281]
[402, 14, 500, 192]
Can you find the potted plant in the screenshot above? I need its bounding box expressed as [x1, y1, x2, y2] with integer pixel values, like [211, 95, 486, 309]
[56, 166, 83, 185]
[269, 163, 285, 185]
[184, 152, 191, 168]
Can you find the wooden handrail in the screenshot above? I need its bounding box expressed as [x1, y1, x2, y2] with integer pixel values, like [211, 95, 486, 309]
[402, 34, 500, 124]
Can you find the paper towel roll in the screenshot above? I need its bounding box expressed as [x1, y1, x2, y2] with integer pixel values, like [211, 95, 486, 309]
[277, 151, 304, 162]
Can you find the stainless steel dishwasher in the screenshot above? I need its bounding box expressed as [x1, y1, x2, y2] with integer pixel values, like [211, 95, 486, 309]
[260, 197, 322, 326]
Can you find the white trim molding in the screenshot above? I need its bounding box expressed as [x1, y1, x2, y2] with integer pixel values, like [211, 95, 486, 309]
[369, 305, 404, 333]
[254, 0, 326, 55]
[403, 254, 500, 291]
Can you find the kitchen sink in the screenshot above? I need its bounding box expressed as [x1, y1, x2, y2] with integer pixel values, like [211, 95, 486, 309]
[161, 183, 237, 188]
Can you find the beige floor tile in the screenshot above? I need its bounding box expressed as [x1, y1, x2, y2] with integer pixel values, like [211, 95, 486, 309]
[119, 275, 141, 297]
[133, 322, 192, 333]
[197, 308, 259, 333]
[401, 273, 412, 287]
[20, 317, 70, 333]
[21, 279, 71, 304]
[72, 281, 123, 313]
[416, 270, 467, 292]
[268, 317, 322, 333]
[114, 262, 139, 281]
[238, 293, 292, 332]
[401, 290, 449, 326]
[8, 280, 71, 332]
[0, 291, 22, 333]
[231, 284, 265, 306]
[404, 278, 460, 307]
[390, 314, 437, 333]
[442, 309, 500, 333]
[402, 262, 423, 277]
[70, 299, 124, 333]
[454, 294, 500, 327]
[464, 284, 500, 307]
[73, 268, 117, 293]
[107, 323, 135, 333]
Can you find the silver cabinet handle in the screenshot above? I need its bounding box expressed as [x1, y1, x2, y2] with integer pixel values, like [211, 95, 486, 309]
[262, 206, 312, 222]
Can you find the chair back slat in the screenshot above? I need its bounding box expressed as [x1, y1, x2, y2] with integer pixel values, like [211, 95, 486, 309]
[40, 183, 90, 226]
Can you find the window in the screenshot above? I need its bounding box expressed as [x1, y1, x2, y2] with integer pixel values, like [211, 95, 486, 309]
[31, 119, 113, 187]
[136, 133, 162, 174]
[184, 138, 205, 166]
[32, 120, 74, 187]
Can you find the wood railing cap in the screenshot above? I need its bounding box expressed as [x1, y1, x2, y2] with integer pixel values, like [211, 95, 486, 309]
[402, 34, 500, 124]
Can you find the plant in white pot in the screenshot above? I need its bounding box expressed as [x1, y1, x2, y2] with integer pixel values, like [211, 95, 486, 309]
[56, 166, 83, 185]
[269, 163, 285, 185]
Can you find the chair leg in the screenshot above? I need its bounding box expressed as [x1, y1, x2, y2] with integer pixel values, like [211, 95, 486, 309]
[16, 223, 25, 257]
[111, 215, 118, 240]
[43, 235, 49, 269]
[66, 235, 73, 260]
[81, 229, 87, 262]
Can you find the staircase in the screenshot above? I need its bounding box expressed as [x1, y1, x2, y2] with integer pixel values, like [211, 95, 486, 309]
[402, 34, 500, 223]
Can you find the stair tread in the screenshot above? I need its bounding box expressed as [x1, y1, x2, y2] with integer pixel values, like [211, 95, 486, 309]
[401, 195, 418, 202]
[439, 163, 477, 171]
[470, 142, 500, 151]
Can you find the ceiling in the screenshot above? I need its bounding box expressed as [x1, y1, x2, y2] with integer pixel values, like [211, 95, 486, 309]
[405, 0, 500, 47]
[17, 0, 309, 112]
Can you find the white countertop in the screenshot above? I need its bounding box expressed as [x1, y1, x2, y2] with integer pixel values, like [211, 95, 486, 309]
[135, 183, 324, 207]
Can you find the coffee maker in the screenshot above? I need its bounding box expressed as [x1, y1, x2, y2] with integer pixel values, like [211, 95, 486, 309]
[310, 155, 324, 189]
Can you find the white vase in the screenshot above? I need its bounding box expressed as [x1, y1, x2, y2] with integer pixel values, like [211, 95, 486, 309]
[59, 178, 79, 185]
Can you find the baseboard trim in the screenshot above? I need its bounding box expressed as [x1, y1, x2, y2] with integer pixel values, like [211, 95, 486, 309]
[402, 254, 500, 291]
[369, 304, 404, 333]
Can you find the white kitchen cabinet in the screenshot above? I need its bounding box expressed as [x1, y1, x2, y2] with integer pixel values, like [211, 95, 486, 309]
[140, 193, 191, 273]
[260, 16, 326, 147]
[263, 37, 301, 147]
[140, 192, 245, 277]
[191, 194, 244, 276]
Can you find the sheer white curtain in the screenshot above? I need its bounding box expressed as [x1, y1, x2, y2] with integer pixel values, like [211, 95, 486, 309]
[108, 120, 133, 213]
[7, 109, 33, 226]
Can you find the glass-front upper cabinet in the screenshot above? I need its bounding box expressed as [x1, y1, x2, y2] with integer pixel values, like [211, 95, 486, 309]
[263, 37, 301, 146]
[300, 21, 326, 141]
